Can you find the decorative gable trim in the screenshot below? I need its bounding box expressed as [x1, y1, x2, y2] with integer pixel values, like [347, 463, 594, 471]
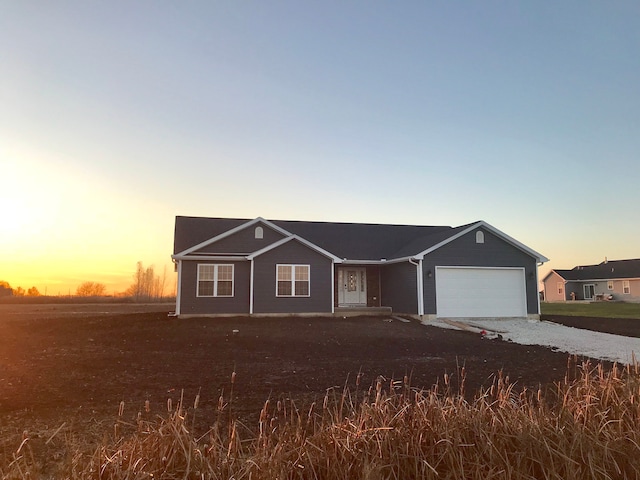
[415, 221, 549, 263]
[173, 217, 292, 257]
[247, 235, 343, 262]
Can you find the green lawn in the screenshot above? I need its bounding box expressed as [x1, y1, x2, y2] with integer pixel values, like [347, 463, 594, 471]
[541, 302, 640, 319]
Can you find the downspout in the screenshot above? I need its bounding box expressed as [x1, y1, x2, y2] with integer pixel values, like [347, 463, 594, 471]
[175, 260, 182, 316]
[408, 258, 424, 316]
[249, 258, 255, 315]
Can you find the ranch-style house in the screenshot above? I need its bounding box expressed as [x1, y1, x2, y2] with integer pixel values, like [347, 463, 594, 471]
[172, 216, 548, 320]
[543, 258, 640, 302]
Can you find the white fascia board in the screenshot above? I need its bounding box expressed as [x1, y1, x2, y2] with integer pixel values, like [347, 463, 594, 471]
[337, 256, 422, 265]
[416, 221, 550, 263]
[172, 255, 248, 261]
[382, 256, 418, 264]
[341, 259, 390, 265]
[331, 257, 418, 265]
[247, 235, 342, 262]
[175, 217, 294, 256]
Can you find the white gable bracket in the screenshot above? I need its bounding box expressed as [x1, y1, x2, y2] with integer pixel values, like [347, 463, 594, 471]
[176, 217, 294, 256]
[247, 235, 343, 262]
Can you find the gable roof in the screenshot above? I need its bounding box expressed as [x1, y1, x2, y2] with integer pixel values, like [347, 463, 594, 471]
[173, 216, 548, 263]
[246, 235, 342, 262]
[552, 259, 640, 281]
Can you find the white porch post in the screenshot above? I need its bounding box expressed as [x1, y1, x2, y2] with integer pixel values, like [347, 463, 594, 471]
[175, 260, 182, 316]
[331, 261, 335, 313]
[417, 259, 425, 316]
[249, 259, 255, 315]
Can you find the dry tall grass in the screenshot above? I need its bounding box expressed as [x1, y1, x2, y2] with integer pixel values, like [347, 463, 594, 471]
[4, 358, 640, 479]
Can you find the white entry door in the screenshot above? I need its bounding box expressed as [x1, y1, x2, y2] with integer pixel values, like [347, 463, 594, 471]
[338, 268, 367, 306]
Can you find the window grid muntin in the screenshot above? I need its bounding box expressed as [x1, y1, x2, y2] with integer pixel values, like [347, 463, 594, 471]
[276, 264, 310, 297]
[197, 264, 234, 297]
[623, 280, 631, 294]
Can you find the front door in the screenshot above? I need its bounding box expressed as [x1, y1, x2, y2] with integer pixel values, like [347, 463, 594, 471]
[583, 284, 595, 300]
[338, 268, 367, 306]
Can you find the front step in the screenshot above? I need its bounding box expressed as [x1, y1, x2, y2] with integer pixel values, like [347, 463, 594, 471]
[335, 306, 392, 317]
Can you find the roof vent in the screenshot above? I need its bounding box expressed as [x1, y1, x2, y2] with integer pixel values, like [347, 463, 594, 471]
[604, 256, 608, 264]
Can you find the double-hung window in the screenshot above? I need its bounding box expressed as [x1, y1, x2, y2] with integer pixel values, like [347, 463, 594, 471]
[623, 280, 631, 295]
[276, 264, 310, 297]
[608, 281, 614, 291]
[197, 264, 234, 297]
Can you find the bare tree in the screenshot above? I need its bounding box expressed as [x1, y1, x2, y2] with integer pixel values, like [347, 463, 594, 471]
[126, 262, 168, 301]
[76, 281, 107, 297]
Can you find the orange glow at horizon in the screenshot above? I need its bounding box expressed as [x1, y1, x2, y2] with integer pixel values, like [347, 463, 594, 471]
[2, 146, 175, 296]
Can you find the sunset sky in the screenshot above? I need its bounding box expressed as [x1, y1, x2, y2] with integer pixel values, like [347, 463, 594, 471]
[2, 2, 639, 295]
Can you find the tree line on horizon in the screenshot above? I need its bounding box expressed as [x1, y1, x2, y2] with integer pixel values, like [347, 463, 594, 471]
[0, 262, 173, 301]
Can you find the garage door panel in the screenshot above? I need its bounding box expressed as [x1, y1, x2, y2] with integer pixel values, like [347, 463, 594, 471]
[436, 267, 526, 318]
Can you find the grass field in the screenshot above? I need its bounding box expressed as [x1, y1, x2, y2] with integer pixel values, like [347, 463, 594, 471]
[5, 359, 640, 479]
[541, 301, 640, 319]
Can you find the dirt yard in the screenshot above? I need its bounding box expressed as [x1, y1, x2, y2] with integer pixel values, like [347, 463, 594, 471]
[542, 314, 640, 338]
[0, 304, 626, 461]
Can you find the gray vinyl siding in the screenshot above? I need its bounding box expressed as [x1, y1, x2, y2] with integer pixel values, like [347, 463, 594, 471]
[381, 261, 418, 314]
[565, 279, 640, 302]
[179, 260, 250, 315]
[564, 282, 582, 300]
[252, 240, 333, 313]
[195, 223, 285, 254]
[422, 228, 539, 315]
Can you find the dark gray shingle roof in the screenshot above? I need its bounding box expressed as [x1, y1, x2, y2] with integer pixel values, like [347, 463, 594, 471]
[554, 259, 640, 280]
[173, 216, 469, 260]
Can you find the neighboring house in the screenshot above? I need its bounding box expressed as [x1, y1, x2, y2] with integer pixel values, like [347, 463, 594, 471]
[172, 216, 548, 320]
[542, 259, 640, 302]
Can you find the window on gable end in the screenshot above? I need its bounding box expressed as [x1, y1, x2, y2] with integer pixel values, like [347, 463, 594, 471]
[255, 226, 264, 239]
[475, 231, 484, 244]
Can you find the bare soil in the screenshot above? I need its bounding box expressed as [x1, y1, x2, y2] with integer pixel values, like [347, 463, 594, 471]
[542, 314, 640, 338]
[0, 304, 629, 462]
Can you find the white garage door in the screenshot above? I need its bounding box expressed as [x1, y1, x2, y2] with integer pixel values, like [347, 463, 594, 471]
[436, 267, 527, 318]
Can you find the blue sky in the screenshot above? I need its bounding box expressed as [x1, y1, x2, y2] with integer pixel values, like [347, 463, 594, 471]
[1, 1, 639, 294]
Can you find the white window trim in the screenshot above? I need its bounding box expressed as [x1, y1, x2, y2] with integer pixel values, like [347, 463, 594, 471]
[607, 280, 614, 291]
[197, 264, 234, 297]
[276, 264, 310, 297]
[475, 231, 484, 244]
[623, 280, 631, 294]
[557, 282, 563, 295]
